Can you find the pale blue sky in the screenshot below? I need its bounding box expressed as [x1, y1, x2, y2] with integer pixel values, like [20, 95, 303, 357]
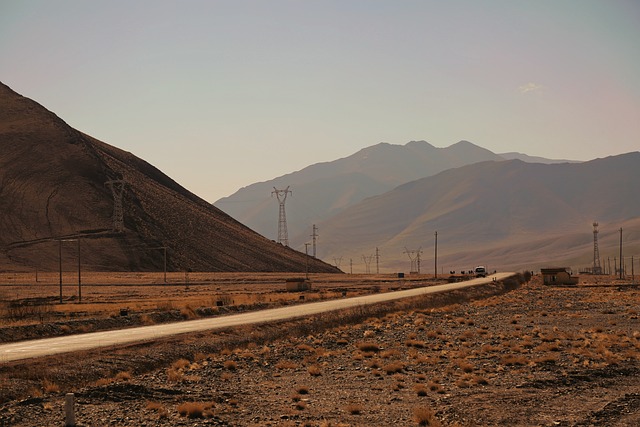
[1, 0, 639, 202]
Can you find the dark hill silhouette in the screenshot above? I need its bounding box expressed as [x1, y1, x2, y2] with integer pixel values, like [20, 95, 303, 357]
[0, 82, 338, 273]
[316, 154, 640, 272]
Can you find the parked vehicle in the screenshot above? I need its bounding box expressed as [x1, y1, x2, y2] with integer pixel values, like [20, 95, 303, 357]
[474, 266, 487, 278]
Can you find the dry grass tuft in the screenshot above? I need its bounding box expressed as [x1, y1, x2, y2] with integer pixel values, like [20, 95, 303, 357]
[413, 406, 441, 426]
[356, 342, 381, 353]
[345, 403, 363, 415]
[308, 365, 322, 376]
[42, 379, 60, 393]
[114, 371, 132, 381]
[382, 362, 404, 374]
[223, 360, 238, 371]
[177, 401, 214, 419]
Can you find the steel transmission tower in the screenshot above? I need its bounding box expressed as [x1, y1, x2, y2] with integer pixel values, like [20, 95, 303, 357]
[272, 186, 292, 246]
[404, 247, 422, 274]
[592, 222, 602, 274]
[105, 179, 126, 232]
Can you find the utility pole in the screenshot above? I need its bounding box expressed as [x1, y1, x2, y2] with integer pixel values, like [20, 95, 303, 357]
[619, 228, 623, 279]
[272, 186, 292, 246]
[434, 231, 438, 279]
[311, 225, 318, 258]
[375, 247, 380, 274]
[350, 258, 353, 274]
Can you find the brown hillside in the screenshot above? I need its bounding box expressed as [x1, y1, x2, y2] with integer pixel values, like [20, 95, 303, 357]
[0, 82, 339, 273]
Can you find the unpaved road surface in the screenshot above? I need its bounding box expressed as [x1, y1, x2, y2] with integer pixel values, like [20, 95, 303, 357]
[0, 273, 513, 362]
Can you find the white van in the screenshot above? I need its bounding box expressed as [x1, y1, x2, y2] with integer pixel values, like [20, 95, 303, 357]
[474, 266, 487, 278]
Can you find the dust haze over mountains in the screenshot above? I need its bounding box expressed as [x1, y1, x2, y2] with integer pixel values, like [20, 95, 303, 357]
[0, 82, 338, 273]
[217, 144, 640, 273]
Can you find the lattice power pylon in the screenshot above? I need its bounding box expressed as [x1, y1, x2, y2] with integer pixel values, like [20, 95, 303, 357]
[362, 254, 374, 274]
[404, 247, 422, 274]
[272, 186, 292, 246]
[592, 222, 602, 274]
[105, 179, 126, 233]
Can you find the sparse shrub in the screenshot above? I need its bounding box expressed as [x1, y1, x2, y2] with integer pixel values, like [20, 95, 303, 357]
[413, 406, 441, 426]
[382, 362, 404, 374]
[356, 342, 380, 353]
[500, 354, 528, 366]
[307, 365, 322, 376]
[345, 404, 363, 415]
[224, 360, 238, 371]
[114, 371, 132, 381]
[42, 379, 60, 393]
[275, 360, 297, 370]
[172, 358, 191, 370]
[297, 343, 314, 352]
[456, 360, 474, 373]
[381, 349, 401, 359]
[167, 369, 184, 383]
[296, 386, 309, 395]
[415, 384, 428, 396]
[94, 378, 114, 387]
[177, 402, 205, 419]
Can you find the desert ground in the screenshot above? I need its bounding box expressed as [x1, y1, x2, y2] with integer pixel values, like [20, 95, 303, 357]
[0, 272, 639, 426]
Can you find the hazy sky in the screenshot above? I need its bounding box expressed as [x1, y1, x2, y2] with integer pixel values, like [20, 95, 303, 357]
[1, 0, 639, 202]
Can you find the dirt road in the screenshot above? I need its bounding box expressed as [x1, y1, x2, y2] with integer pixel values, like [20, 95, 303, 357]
[0, 273, 513, 362]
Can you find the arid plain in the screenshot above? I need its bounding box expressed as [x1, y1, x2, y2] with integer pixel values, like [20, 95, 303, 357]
[0, 272, 639, 426]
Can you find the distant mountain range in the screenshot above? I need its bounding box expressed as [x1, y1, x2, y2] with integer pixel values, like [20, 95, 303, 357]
[0, 82, 338, 273]
[215, 140, 581, 249]
[316, 154, 640, 272]
[215, 141, 639, 272]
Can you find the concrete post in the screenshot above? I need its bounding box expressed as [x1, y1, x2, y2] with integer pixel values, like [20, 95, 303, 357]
[65, 393, 76, 427]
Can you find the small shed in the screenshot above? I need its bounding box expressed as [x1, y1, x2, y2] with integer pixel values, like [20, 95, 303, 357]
[541, 267, 579, 285]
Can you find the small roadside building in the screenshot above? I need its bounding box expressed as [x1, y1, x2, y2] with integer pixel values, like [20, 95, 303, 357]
[541, 267, 579, 285]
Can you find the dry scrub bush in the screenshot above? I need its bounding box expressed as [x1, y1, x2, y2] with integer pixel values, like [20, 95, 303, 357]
[42, 379, 60, 393]
[146, 401, 169, 419]
[415, 384, 428, 396]
[223, 360, 238, 370]
[177, 401, 214, 419]
[114, 371, 132, 381]
[308, 365, 322, 376]
[381, 348, 401, 359]
[413, 406, 441, 426]
[275, 360, 297, 370]
[296, 386, 309, 395]
[356, 342, 380, 353]
[500, 355, 528, 366]
[382, 362, 404, 374]
[295, 400, 307, 411]
[297, 343, 315, 352]
[345, 404, 363, 415]
[455, 360, 475, 373]
[172, 358, 191, 370]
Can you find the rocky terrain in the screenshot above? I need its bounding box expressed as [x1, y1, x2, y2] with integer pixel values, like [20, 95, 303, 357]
[1, 275, 639, 426]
